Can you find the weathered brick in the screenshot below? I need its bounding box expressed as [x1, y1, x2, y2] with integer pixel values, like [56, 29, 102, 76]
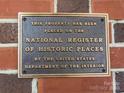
[0, 0, 53, 18]
[0, 74, 32, 93]
[92, 0, 124, 19]
[109, 23, 112, 43]
[0, 48, 17, 69]
[110, 48, 124, 68]
[114, 23, 124, 43]
[0, 23, 18, 43]
[58, 0, 89, 12]
[115, 72, 124, 93]
[38, 77, 112, 93]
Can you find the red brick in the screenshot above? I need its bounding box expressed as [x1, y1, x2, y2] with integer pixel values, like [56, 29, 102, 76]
[38, 79, 43, 93]
[0, 48, 17, 69]
[0, 0, 53, 18]
[92, 0, 124, 19]
[38, 76, 112, 93]
[110, 48, 124, 68]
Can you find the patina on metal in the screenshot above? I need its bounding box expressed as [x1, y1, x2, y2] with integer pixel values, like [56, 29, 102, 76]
[18, 13, 110, 78]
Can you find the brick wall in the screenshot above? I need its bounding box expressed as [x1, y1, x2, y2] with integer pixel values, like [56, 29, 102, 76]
[0, 0, 124, 93]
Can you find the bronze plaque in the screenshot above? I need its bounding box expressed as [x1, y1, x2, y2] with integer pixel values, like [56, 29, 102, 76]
[18, 13, 110, 78]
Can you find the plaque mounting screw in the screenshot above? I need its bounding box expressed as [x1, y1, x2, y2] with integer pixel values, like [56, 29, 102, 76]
[101, 18, 104, 22]
[22, 70, 27, 74]
[22, 17, 27, 21]
[102, 69, 105, 72]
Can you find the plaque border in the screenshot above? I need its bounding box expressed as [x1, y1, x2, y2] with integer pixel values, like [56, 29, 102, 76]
[18, 13, 110, 78]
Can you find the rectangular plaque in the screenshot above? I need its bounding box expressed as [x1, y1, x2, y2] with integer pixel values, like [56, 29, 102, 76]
[18, 13, 110, 78]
